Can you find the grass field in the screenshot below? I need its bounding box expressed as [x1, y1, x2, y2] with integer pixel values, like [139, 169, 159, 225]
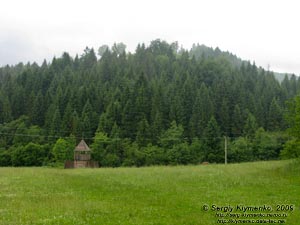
[0, 160, 299, 225]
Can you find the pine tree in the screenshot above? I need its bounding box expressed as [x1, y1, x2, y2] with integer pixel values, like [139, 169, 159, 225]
[189, 83, 213, 139]
[231, 104, 243, 137]
[181, 74, 195, 135]
[285, 95, 300, 139]
[134, 74, 151, 121]
[105, 122, 122, 166]
[189, 90, 202, 138]
[0, 40, 296, 166]
[70, 110, 80, 140]
[44, 103, 56, 134]
[81, 114, 92, 141]
[81, 47, 97, 69]
[91, 131, 110, 164]
[50, 108, 61, 137]
[136, 116, 151, 147]
[31, 91, 45, 126]
[267, 98, 283, 131]
[62, 102, 73, 135]
[0, 91, 12, 123]
[151, 111, 163, 144]
[121, 99, 137, 140]
[243, 112, 258, 139]
[159, 121, 184, 149]
[218, 98, 230, 135]
[81, 99, 98, 137]
[203, 116, 222, 163]
[11, 86, 26, 119]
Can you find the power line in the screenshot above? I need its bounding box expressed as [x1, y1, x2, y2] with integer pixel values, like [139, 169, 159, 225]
[0, 131, 241, 141]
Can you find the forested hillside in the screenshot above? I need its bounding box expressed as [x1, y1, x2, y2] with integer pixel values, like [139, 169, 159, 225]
[0, 40, 299, 166]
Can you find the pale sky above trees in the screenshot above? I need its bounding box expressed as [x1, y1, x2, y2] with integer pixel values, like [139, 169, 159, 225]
[0, 0, 299, 74]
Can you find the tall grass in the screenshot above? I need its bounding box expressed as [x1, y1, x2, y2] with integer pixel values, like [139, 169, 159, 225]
[0, 160, 299, 225]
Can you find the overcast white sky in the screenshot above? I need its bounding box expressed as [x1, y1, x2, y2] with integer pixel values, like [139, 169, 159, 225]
[0, 0, 299, 74]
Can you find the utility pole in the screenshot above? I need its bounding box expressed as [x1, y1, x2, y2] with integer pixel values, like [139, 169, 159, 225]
[224, 136, 227, 165]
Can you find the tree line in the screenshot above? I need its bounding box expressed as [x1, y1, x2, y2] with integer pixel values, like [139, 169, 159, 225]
[0, 39, 299, 166]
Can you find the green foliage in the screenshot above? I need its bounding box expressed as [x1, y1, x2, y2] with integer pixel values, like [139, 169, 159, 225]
[135, 116, 151, 147]
[13, 124, 45, 146]
[228, 129, 286, 163]
[203, 117, 222, 163]
[102, 153, 121, 167]
[112, 42, 126, 55]
[243, 112, 258, 139]
[189, 84, 213, 138]
[81, 47, 97, 69]
[0, 40, 298, 166]
[0, 149, 12, 166]
[228, 137, 253, 162]
[102, 123, 122, 167]
[142, 144, 166, 166]
[252, 128, 282, 160]
[231, 104, 243, 137]
[98, 44, 109, 57]
[0, 91, 12, 123]
[51, 137, 75, 162]
[50, 108, 61, 137]
[159, 121, 184, 149]
[91, 131, 110, 164]
[285, 95, 300, 139]
[267, 98, 283, 131]
[189, 138, 205, 163]
[31, 91, 45, 126]
[167, 142, 192, 165]
[280, 95, 300, 159]
[11, 143, 48, 166]
[123, 142, 146, 167]
[281, 138, 300, 159]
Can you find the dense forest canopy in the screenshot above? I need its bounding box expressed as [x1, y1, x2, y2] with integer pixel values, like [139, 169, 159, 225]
[0, 39, 299, 166]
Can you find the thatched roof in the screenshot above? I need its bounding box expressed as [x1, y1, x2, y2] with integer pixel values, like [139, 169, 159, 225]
[74, 140, 91, 152]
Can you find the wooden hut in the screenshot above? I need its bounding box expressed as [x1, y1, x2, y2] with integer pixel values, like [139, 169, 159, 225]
[65, 139, 99, 168]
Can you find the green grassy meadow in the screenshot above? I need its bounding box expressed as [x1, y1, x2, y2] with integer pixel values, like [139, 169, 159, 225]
[0, 160, 299, 225]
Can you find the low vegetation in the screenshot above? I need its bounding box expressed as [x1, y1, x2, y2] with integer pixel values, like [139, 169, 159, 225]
[0, 160, 299, 224]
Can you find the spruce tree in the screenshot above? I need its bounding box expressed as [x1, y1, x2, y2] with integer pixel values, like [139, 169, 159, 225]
[203, 116, 222, 163]
[267, 98, 283, 131]
[136, 116, 151, 147]
[243, 112, 258, 139]
[31, 91, 45, 126]
[50, 108, 61, 137]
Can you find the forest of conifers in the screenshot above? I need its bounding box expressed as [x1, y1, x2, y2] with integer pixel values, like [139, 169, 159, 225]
[0, 40, 299, 167]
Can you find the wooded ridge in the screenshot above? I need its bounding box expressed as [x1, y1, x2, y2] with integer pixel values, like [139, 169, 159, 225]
[0, 40, 299, 166]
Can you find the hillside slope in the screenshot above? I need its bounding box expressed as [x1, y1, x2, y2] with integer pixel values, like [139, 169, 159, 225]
[0, 40, 299, 166]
